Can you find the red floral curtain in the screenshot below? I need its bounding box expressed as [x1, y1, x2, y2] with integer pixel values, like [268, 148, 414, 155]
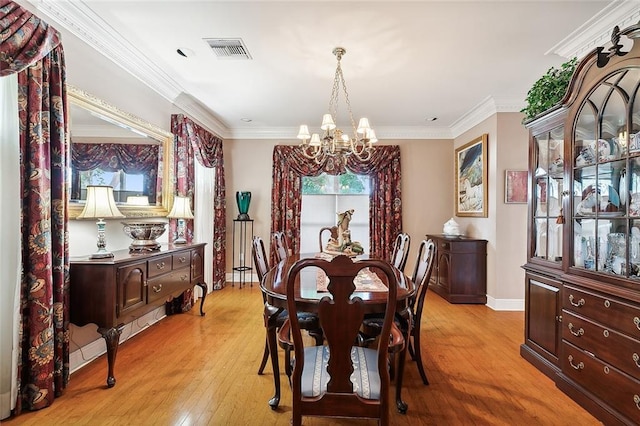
[171, 114, 226, 290]
[270, 145, 402, 263]
[1, 1, 69, 415]
[70, 142, 159, 202]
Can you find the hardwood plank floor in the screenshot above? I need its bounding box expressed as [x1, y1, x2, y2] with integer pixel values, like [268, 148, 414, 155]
[5, 284, 601, 425]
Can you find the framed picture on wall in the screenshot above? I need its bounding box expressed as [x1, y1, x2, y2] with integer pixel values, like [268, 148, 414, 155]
[505, 170, 528, 204]
[455, 134, 488, 217]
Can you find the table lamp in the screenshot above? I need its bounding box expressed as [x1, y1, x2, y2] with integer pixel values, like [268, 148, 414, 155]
[77, 185, 125, 258]
[167, 195, 194, 244]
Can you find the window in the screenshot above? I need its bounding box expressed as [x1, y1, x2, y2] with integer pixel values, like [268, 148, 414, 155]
[300, 171, 370, 253]
[78, 168, 146, 203]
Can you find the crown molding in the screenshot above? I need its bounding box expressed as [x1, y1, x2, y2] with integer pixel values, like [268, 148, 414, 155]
[546, 0, 640, 59]
[173, 92, 230, 139]
[33, 0, 185, 102]
[450, 96, 525, 138]
[228, 126, 453, 140]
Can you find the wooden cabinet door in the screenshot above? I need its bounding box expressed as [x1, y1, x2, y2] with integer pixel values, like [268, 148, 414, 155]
[436, 251, 450, 290]
[116, 261, 146, 318]
[525, 274, 560, 363]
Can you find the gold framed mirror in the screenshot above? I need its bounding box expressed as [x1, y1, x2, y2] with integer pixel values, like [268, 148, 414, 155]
[67, 85, 174, 218]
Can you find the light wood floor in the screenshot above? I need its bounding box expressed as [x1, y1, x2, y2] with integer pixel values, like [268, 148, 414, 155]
[5, 284, 601, 425]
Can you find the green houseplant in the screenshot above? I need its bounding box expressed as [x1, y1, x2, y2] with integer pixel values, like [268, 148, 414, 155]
[521, 57, 578, 122]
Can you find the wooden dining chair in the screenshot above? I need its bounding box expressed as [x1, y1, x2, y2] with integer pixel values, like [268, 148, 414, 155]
[253, 236, 323, 409]
[279, 255, 403, 425]
[360, 238, 436, 385]
[272, 231, 289, 262]
[390, 232, 411, 272]
[252, 236, 280, 375]
[318, 225, 339, 252]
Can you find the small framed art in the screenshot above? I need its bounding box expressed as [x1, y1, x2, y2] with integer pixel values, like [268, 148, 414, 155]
[505, 170, 528, 204]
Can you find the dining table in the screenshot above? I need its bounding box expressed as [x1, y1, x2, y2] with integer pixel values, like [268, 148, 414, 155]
[260, 252, 415, 413]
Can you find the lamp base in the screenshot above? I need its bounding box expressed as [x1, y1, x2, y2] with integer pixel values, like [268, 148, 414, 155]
[173, 237, 187, 245]
[90, 250, 114, 259]
[237, 213, 251, 221]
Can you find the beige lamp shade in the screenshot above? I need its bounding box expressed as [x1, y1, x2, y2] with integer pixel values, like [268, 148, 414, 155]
[167, 196, 194, 219]
[78, 186, 125, 219]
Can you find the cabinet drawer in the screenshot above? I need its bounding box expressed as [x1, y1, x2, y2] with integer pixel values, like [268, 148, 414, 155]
[147, 269, 191, 303]
[563, 311, 640, 380]
[562, 341, 640, 423]
[564, 285, 640, 339]
[147, 254, 173, 278]
[172, 252, 191, 270]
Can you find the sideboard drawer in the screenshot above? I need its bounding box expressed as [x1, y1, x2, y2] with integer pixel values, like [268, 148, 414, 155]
[148, 254, 173, 278]
[172, 252, 191, 270]
[562, 341, 640, 423]
[564, 285, 640, 339]
[147, 269, 191, 304]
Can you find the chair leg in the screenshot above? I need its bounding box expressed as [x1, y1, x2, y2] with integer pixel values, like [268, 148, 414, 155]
[284, 348, 292, 380]
[267, 323, 281, 409]
[413, 327, 429, 385]
[257, 334, 270, 374]
[394, 342, 408, 414]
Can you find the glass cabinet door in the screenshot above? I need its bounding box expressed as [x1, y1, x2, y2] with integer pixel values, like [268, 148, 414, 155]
[571, 68, 640, 281]
[533, 125, 564, 262]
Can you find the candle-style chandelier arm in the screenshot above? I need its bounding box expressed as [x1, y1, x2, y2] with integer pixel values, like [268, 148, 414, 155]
[297, 47, 377, 164]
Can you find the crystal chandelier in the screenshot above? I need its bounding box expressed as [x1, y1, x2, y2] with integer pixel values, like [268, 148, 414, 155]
[297, 47, 377, 163]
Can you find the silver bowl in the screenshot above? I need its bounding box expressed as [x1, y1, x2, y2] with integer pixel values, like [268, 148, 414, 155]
[122, 221, 167, 250]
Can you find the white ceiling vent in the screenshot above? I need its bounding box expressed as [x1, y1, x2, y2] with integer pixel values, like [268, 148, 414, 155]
[204, 38, 252, 60]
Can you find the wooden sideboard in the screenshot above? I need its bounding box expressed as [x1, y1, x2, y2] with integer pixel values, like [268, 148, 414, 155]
[426, 234, 487, 304]
[70, 243, 207, 387]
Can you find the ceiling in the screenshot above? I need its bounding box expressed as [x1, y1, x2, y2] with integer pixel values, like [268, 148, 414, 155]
[24, 1, 639, 139]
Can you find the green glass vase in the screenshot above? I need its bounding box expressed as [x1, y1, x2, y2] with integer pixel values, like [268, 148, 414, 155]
[236, 191, 251, 220]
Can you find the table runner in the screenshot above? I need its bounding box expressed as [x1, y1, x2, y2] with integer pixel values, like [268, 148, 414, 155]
[316, 267, 387, 292]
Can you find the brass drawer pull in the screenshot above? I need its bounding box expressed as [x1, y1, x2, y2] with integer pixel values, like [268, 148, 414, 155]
[178, 256, 187, 263]
[633, 353, 640, 368]
[569, 295, 585, 307]
[568, 355, 584, 371]
[635, 317, 640, 331]
[568, 323, 584, 337]
[152, 284, 162, 293]
[635, 395, 640, 410]
[156, 261, 166, 270]
[604, 300, 611, 308]
[181, 274, 188, 281]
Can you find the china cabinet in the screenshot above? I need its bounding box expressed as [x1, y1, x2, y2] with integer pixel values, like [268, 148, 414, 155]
[522, 22, 640, 425]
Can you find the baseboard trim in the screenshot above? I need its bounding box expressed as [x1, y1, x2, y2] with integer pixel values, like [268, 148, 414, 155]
[486, 296, 524, 311]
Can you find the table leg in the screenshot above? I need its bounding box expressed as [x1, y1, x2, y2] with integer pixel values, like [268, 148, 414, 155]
[264, 304, 282, 410]
[97, 324, 125, 388]
[195, 281, 207, 316]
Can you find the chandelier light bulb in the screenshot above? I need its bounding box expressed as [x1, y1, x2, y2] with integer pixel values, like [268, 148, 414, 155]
[297, 124, 310, 140]
[310, 133, 322, 146]
[321, 114, 336, 131]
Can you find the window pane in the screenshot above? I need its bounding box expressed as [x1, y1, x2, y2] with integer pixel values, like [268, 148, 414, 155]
[301, 172, 370, 254]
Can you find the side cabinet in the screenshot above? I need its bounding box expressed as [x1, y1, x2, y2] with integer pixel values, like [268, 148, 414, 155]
[70, 243, 207, 388]
[521, 272, 561, 378]
[426, 234, 487, 304]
